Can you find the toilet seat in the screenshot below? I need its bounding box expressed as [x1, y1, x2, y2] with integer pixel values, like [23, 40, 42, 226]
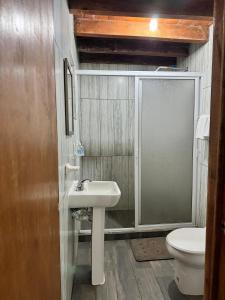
[166, 228, 206, 254]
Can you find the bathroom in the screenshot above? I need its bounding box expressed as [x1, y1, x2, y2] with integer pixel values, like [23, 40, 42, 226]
[1, 0, 225, 300]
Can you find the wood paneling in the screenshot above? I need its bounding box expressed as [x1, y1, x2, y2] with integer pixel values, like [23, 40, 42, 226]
[0, 0, 61, 299]
[77, 37, 189, 57]
[75, 14, 211, 43]
[69, 0, 213, 18]
[79, 53, 176, 66]
[205, 0, 225, 299]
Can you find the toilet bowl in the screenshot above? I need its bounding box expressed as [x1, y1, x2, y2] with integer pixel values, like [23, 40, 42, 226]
[166, 227, 206, 296]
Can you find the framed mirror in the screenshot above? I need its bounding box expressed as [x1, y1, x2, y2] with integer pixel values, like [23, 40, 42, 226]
[64, 58, 74, 136]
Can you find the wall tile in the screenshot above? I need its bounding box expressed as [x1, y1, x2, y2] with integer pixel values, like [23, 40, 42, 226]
[99, 64, 110, 70]
[197, 165, 208, 227]
[80, 63, 100, 70]
[82, 156, 113, 181]
[82, 157, 102, 180]
[107, 76, 129, 100]
[100, 157, 112, 180]
[177, 25, 213, 227]
[128, 76, 135, 100]
[117, 64, 129, 71]
[81, 99, 100, 156]
[112, 156, 129, 210]
[99, 76, 108, 100]
[80, 75, 99, 99]
[113, 100, 129, 155]
[100, 100, 114, 156]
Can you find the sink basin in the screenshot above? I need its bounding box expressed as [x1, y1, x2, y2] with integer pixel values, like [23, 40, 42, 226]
[68, 181, 121, 208]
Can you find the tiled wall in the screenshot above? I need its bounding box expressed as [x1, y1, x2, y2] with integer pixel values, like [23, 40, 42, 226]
[53, 1, 80, 299]
[177, 25, 214, 227]
[79, 64, 157, 210]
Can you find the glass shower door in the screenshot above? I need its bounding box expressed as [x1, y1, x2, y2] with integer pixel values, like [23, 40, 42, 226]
[138, 78, 196, 225]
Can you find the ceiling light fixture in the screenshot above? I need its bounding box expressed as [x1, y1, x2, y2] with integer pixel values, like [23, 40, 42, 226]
[149, 18, 158, 31]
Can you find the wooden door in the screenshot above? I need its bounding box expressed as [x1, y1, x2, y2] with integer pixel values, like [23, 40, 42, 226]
[205, 0, 225, 299]
[0, 0, 61, 299]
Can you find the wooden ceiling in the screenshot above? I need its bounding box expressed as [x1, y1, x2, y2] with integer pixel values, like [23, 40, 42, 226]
[70, 0, 214, 65]
[69, 0, 213, 18]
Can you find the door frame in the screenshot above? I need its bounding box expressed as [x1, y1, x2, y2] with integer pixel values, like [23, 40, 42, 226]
[134, 75, 202, 231]
[205, 0, 225, 298]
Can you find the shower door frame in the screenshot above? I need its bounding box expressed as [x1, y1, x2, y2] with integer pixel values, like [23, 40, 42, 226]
[135, 75, 201, 232]
[76, 70, 202, 235]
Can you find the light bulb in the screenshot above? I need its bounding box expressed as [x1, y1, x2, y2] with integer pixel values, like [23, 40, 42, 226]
[149, 19, 158, 31]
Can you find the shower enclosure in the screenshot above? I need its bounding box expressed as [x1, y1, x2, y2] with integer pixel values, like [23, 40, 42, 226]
[76, 69, 201, 234]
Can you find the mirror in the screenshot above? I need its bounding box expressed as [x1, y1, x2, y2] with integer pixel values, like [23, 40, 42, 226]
[64, 58, 74, 136]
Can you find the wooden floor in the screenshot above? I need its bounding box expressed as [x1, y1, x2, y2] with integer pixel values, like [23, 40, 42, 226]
[72, 240, 203, 300]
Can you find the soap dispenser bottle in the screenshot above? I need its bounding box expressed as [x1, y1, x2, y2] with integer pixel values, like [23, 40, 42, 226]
[75, 142, 85, 156]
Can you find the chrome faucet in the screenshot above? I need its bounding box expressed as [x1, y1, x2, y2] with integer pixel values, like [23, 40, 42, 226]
[76, 179, 92, 191]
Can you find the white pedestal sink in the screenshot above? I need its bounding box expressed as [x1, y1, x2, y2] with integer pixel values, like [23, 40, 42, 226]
[68, 181, 121, 285]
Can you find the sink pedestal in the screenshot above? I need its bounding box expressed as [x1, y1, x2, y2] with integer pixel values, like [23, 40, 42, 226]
[91, 207, 105, 285]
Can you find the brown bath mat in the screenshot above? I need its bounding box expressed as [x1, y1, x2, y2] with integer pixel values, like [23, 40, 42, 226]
[130, 237, 173, 262]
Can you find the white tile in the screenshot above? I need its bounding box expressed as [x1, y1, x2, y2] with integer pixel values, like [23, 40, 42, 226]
[82, 157, 102, 180]
[100, 157, 112, 180]
[81, 99, 100, 156]
[99, 76, 108, 100]
[100, 100, 114, 155]
[197, 165, 208, 226]
[113, 100, 129, 155]
[80, 75, 100, 99]
[107, 76, 129, 100]
[128, 76, 135, 100]
[112, 156, 129, 210]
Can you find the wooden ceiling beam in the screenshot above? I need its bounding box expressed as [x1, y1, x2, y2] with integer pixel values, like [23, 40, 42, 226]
[75, 14, 212, 44]
[79, 52, 176, 66]
[69, 0, 213, 18]
[77, 37, 189, 58]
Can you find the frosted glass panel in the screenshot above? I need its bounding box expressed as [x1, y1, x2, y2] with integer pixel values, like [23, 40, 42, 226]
[140, 79, 195, 225]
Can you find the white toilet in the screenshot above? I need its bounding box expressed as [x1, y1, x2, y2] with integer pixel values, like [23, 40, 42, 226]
[166, 227, 206, 296]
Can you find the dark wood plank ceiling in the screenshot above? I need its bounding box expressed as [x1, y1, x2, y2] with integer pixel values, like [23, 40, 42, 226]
[77, 38, 189, 58]
[70, 0, 214, 65]
[79, 52, 177, 66]
[69, 0, 213, 18]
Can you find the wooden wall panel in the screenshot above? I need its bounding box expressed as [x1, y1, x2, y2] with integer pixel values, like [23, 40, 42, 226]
[0, 0, 61, 299]
[69, 0, 213, 18]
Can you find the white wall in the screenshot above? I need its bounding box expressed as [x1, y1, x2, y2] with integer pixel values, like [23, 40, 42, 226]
[177, 25, 214, 226]
[53, 1, 80, 299]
